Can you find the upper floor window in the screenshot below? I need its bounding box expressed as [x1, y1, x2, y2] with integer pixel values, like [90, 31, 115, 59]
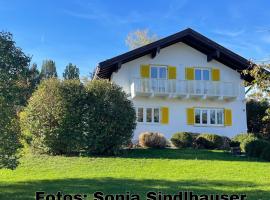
[194, 108, 224, 126]
[151, 65, 167, 79]
[195, 68, 210, 81]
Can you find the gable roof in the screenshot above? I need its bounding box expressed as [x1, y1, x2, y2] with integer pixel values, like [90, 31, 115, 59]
[94, 28, 253, 81]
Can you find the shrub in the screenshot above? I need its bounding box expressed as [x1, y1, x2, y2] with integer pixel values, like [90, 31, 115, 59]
[233, 133, 258, 152]
[245, 139, 269, 157]
[261, 145, 270, 161]
[229, 141, 240, 148]
[196, 134, 223, 149]
[171, 132, 193, 148]
[139, 132, 167, 148]
[220, 136, 231, 150]
[194, 137, 213, 149]
[20, 79, 85, 155]
[83, 80, 136, 155]
[21, 79, 136, 156]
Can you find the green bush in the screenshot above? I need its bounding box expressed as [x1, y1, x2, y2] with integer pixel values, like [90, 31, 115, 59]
[233, 133, 258, 152]
[229, 141, 240, 148]
[194, 137, 213, 149]
[261, 145, 270, 161]
[171, 132, 193, 148]
[21, 79, 136, 156]
[83, 80, 136, 155]
[20, 79, 85, 155]
[196, 134, 223, 149]
[139, 132, 167, 149]
[245, 140, 269, 157]
[220, 136, 231, 150]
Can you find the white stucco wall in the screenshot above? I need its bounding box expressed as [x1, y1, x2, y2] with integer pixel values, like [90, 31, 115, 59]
[111, 42, 247, 139]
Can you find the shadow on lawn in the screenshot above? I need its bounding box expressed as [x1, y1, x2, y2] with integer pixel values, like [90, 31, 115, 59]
[0, 178, 269, 200]
[117, 149, 263, 162]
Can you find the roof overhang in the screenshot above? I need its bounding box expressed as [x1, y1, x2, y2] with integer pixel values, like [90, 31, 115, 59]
[95, 28, 254, 82]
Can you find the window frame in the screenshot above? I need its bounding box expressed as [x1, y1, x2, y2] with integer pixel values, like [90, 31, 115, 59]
[194, 108, 224, 126]
[194, 68, 211, 81]
[136, 107, 161, 124]
[150, 65, 168, 79]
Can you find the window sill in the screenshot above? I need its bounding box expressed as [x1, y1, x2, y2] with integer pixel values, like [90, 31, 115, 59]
[137, 122, 162, 125]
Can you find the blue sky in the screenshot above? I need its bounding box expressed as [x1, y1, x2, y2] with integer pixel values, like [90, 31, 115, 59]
[1, 0, 270, 77]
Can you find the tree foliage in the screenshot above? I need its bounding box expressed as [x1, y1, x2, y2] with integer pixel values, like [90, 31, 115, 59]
[244, 64, 270, 121]
[63, 63, 80, 80]
[40, 59, 57, 79]
[0, 31, 31, 169]
[125, 29, 158, 50]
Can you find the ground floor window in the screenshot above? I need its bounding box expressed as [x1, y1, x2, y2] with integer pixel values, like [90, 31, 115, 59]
[136, 107, 160, 123]
[194, 108, 224, 126]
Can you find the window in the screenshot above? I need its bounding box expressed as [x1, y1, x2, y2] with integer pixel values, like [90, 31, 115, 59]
[194, 108, 224, 126]
[146, 108, 152, 122]
[195, 109, 201, 124]
[136, 107, 160, 123]
[202, 110, 208, 124]
[137, 107, 143, 122]
[150, 65, 167, 79]
[195, 68, 210, 81]
[154, 108, 160, 123]
[217, 109, 224, 125]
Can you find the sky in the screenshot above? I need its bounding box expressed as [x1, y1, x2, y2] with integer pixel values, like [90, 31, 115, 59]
[1, 0, 270, 77]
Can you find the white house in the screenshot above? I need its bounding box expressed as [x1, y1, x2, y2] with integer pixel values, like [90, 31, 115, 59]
[94, 28, 253, 140]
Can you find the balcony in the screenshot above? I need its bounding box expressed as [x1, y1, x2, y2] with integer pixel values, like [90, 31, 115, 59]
[130, 78, 240, 100]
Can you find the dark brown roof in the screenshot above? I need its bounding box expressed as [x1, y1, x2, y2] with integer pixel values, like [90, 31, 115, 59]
[94, 28, 253, 81]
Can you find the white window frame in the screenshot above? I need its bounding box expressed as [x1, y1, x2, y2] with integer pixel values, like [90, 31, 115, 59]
[194, 68, 211, 81]
[150, 65, 168, 79]
[136, 107, 161, 124]
[194, 108, 224, 126]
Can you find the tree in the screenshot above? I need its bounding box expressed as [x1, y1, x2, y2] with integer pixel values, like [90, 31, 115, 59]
[0, 31, 30, 169]
[40, 59, 57, 79]
[244, 64, 270, 122]
[125, 29, 158, 50]
[63, 63, 80, 80]
[27, 63, 41, 95]
[246, 99, 270, 140]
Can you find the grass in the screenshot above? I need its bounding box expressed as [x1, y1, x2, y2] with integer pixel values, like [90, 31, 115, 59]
[0, 149, 270, 200]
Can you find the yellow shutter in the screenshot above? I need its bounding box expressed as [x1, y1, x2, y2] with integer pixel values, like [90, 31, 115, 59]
[212, 68, 220, 81]
[186, 108, 195, 125]
[168, 66, 177, 79]
[224, 109, 232, 126]
[140, 64, 150, 78]
[161, 107, 169, 124]
[185, 67, 194, 80]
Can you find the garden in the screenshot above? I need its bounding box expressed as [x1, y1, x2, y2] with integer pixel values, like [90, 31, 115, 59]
[1, 30, 270, 200]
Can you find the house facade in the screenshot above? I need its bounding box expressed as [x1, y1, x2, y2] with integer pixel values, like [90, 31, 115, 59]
[95, 28, 252, 140]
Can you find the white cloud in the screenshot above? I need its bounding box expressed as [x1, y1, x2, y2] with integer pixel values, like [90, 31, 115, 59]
[213, 29, 245, 37]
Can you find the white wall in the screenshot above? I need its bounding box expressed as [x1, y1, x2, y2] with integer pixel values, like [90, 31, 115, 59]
[111, 42, 247, 139]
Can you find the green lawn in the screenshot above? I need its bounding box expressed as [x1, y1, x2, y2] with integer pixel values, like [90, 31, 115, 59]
[0, 149, 270, 200]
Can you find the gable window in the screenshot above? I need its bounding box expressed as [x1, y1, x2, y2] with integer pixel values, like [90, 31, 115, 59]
[136, 107, 160, 123]
[194, 108, 224, 126]
[195, 68, 210, 81]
